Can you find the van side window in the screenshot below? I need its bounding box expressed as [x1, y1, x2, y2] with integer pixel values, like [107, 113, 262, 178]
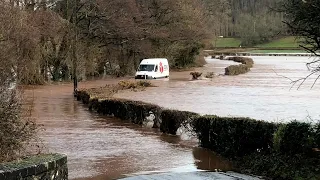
[155, 65, 158, 72]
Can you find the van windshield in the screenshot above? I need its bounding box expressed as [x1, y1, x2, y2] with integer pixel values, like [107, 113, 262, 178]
[138, 64, 155, 72]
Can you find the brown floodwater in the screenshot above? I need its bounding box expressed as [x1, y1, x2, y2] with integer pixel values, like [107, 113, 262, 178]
[23, 56, 320, 179]
[116, 56, 320, 123]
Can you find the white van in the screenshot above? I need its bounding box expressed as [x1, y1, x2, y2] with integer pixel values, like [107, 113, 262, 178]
[135, 58, 169, 79]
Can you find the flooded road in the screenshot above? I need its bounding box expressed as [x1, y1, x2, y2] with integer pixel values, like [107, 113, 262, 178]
[23, 79, 232, 179]
[23, 56, 320, 179]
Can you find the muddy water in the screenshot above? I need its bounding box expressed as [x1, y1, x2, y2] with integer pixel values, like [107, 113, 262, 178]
[116, 56, 320, 123]
[23, 56, 319, 179]
[23, 78, 231, 179]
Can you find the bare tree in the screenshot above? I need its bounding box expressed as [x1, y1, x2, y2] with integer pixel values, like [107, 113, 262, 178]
[280, 0, 320, 88]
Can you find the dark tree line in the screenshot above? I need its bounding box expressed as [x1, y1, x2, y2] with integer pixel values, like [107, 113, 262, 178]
[215, 0, 286, 46]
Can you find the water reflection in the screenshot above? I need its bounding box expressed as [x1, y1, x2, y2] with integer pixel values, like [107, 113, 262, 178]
[192, 147, 233, 171]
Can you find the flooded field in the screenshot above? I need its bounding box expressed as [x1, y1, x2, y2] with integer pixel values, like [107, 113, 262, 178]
[23, 56, 320, 179]
[116, 56, 320, 122]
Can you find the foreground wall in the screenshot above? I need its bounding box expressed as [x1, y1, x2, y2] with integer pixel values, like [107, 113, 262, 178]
[0, 154, 67, 180]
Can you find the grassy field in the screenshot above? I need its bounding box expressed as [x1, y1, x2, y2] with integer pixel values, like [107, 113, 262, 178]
[213, 36, 304, 49]
[255, 36, 303, 48]
[247, 49, 308, 53]
[213, 38, 241, 48]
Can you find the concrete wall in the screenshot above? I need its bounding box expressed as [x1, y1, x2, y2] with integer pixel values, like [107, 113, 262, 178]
[0, 154, 67, 180]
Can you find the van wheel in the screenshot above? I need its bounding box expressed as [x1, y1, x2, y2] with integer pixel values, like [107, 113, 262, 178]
[153, 77, 156, 79]
[165, 76, 169, 78]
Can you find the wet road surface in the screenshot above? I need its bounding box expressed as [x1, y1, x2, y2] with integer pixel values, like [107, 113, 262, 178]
[120, 171, 261, 180]
[23, 79, 232, 179]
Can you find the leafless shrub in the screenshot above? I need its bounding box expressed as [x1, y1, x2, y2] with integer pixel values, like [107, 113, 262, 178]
[205, 72, 215, 78]
[0, 87, 38, 163]
[190, 72, 202, 80]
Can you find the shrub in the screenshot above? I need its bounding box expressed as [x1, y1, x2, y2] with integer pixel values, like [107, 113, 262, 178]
[118, 80, 153, 89]
[191, 116, 278, 158]
[160, 110, 198, 135]
[173, 42, 205, 68]
[190, 72, 202, 80]
[227, 57, 254, 68]
[225, 64, 250, 75]
[224, 56, 254, 75]
[78, 80, 154, 100]
[0, 89, 38, 163]
[275, 121, 315, 155]
[205, 72, 215, 78]
[239, 152, 320, 180]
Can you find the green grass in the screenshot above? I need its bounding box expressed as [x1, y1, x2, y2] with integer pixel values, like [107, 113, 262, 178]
[213, 36, 313, 54]
[246, 49, 308, 53]
[213, 38, 241, 48]
[255, 36, 303, 48]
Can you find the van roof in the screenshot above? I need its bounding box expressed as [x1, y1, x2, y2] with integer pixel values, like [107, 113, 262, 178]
[142, 58, 168, 61]
[140, 58, 168, 65]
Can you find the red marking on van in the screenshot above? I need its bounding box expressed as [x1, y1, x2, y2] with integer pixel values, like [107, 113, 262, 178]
[159, 62, 164, 73]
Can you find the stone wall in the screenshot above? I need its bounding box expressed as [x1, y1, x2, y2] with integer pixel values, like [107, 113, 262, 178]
[0, 154, 67, 180]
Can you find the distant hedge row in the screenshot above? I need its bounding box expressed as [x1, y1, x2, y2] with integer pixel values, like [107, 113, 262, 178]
[226, 57, 254, 68]
[225, 57, 254, 75]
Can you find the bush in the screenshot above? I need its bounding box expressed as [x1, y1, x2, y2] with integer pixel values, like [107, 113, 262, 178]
[226, 57, 254, 68]
[205, 72, 215, 78]
[224, 56, 254, 75]
[173, 42, 205, 68]
[0, 89, 38, 163]
[191, 116, 278, 158]
[275, 121, 315, 155]
[78, 80, 154, 100]
[225, 64, 250, 75]
[190, 72, 202, 80]
[160, 110, 198, 135]
[239, 153, 320, 180]
[118, 80, 153, 90]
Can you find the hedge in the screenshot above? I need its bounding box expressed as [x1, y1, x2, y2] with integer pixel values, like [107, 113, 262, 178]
[225, 64, 250, 75]
[191, 117, 319, 179]
[224, 57, 254, 75]
[160, 110, 198, 135]
[191, 116, 278, 158]
[226, 57, 254, 68]
[274, 121, 320, 155]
